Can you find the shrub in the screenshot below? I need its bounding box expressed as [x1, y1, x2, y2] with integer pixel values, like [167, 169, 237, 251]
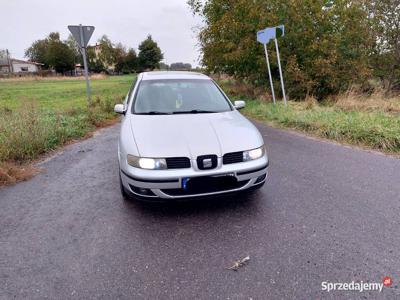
[0, 102, 52, 161]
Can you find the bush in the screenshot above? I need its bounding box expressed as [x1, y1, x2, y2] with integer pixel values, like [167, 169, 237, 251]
[0, 103, 52, 161]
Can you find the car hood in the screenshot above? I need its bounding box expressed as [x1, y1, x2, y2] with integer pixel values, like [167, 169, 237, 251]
[129, 111, 263, 158]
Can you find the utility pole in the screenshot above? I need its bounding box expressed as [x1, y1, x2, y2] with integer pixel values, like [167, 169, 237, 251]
[6, 49, 12, 74]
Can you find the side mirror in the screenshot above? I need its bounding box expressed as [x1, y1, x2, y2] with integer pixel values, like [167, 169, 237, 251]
[234, 100, 246, 110]
[114, 104, 126, 114]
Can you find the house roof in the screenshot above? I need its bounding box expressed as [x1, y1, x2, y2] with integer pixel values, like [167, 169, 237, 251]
[11, 59, 44, 65]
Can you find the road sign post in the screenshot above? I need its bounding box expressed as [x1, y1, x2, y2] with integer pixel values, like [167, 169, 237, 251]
[257, 25, 287, 106]
[263, 43, 276, 104]
[68, 24, 95, 106]
[274, 38, 287, 106]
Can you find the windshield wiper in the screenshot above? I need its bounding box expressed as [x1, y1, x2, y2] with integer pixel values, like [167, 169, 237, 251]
[135, 111, 172, 115]
[172, 110, 218, 114]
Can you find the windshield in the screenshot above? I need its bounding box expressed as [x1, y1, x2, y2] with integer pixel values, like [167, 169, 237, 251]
[132, 79, 232, 114]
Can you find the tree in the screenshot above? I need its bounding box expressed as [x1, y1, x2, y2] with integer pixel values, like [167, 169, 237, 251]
[123, 48, 138, 73]
[367, 0, 400, 92]
[45, 33, 75, 73]
[115, 47, 138, 74]
[159, 62, 170, 70]
[25, 39, 48, 67]
[86, 35, 117, 73]
[189, 0, 374, 99]
[66, 34, 82, 65]
[137, 35, 163, 71]
[87, 46, 106, 73]
[86, 35, 128, 73]
[114, 42, 127, 72]
[97, 35, 116, 69]
[25, 32, 75, 73]
[170, 62, 192, 70]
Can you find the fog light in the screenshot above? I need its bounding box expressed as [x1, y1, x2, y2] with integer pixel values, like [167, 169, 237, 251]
[129, 185, 156, 196]
[255, 174, 266, 184]
[139, 188, 149, 194]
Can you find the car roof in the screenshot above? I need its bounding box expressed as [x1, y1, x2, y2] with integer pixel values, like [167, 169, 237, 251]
[140, 71, 210, 81]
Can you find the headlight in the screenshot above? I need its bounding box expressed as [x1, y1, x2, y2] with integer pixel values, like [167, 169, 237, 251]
[243, 146, 265, 161]
[127, 155, 167, 170]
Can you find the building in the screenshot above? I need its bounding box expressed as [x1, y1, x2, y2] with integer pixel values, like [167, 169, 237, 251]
[0, 58, 12, 73]
[10, 59, 43, 73]
[0, 58, 43, 74]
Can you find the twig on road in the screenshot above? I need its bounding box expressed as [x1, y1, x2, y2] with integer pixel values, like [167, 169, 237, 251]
[227, 256, 250, 271]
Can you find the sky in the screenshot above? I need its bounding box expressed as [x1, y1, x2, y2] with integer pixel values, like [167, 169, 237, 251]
[0, 0, 202, 66]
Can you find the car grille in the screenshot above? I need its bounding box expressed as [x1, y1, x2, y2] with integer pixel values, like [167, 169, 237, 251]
[223, 151, 243, 164]
[165, 157, 191, 169]
[161, 176, 249, 196]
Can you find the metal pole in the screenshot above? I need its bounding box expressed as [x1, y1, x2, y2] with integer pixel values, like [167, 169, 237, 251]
[79, 24, 91, 106]
[6, 49, 12, 73]
[263, 43, 276, 105]
[274, 38, 287, 106]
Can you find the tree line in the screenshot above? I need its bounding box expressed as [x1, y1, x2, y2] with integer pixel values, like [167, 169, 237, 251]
[189, 0, 400, 99]
[25, 33, 163, 74]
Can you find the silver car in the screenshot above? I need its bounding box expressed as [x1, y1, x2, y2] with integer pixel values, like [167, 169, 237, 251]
[114, 71, 269, 200]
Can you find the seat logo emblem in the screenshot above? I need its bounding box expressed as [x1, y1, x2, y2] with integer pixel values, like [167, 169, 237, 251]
[203, 158, 212, 168]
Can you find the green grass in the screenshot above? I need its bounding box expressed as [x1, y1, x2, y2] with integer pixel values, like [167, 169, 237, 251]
[0, 76, 133, 110]
[241, 99, 400, 153]
[0, 75, 134, 164]
[218, 78, 400, 153]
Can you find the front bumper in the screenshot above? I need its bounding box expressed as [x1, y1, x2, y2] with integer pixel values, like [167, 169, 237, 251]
[120, 156, 269, 199]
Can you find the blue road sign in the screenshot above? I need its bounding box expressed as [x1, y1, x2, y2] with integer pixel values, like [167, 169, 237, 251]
[257, 24, 287, 106]
[257, 25, 285, 44]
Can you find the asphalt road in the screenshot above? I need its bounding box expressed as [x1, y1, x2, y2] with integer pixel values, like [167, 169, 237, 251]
[1, 121, 400, 300]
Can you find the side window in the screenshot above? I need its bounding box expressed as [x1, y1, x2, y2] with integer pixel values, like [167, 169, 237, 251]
[125, 78, 138, 107]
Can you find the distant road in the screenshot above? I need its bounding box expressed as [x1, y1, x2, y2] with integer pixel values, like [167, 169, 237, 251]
[1, 121, 399, 299]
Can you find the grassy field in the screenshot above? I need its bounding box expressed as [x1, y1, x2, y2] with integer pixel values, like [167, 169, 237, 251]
[0, 75, 132, 110]
[242, 101, 400, 153]
[219, 80, 400, 154]
[0, 75, 134, 185]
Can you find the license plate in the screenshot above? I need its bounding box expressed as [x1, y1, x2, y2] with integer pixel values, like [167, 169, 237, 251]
[182, 173, 235, 189]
